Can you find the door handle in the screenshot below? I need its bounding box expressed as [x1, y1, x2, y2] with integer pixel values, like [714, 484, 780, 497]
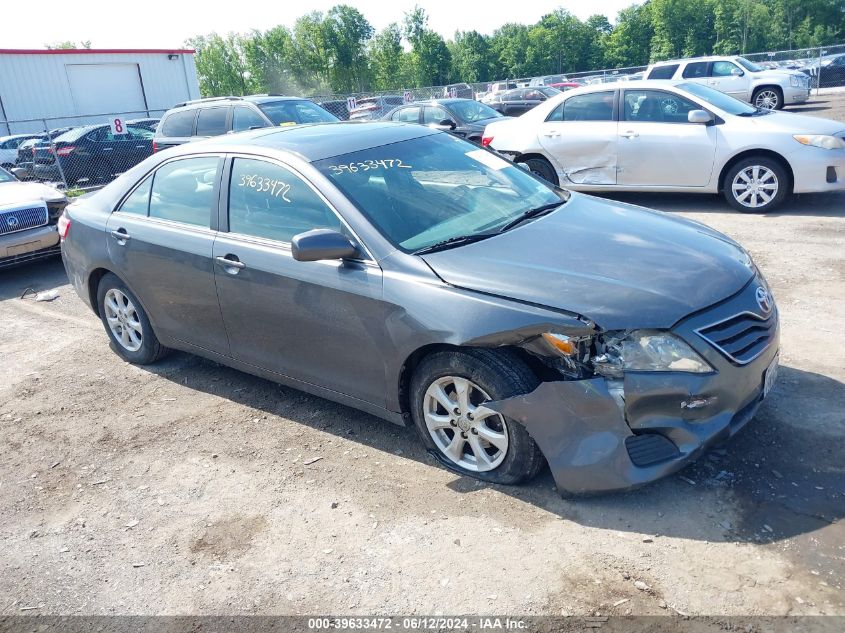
[110, 229, 130, 243]
[543, 131, 560, 138]
[215, 255, 246, 272]
[620, 131, 639, 139]
[103, 147, 114, 152]
[135, 145, 146, 149]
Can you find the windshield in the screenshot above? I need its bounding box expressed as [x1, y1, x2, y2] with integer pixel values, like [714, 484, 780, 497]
[258, 100, 338, 125]
[0, 167, 14, 183]
[314, 132, 566, 253]
[736, 57, 764, 72]
[538, 87, 562, 97]
[448, 100, 502, 123]
[677, 82, 757, 115]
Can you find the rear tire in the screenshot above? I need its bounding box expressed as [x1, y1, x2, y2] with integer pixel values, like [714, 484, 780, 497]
[520, 157, 559, 186]
[410, 349, 545, 485]
[723, 156, 789, 213]
[96, 273, 169, 365]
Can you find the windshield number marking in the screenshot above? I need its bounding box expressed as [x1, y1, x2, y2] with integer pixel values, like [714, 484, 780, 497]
[328, 159, 412, 175]
[238, 174, 291, 202]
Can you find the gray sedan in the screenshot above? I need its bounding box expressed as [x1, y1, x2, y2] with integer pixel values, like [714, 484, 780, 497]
[60, 122, 779, 495]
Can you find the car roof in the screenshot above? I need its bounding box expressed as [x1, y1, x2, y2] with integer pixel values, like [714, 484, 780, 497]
[169, 95, 309, 110]
[651, 55, 745, 66]
[178, 121, 439, 162]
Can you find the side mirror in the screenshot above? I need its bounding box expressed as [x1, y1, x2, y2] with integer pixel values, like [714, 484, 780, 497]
[688, 109, 713, 124]
[291, 229, 358, 262]
[731, 68, 745, 77]
[439, 118, 457, 130]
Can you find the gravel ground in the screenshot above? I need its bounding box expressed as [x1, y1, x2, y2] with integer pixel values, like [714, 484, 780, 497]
[1, 93, 843, 619]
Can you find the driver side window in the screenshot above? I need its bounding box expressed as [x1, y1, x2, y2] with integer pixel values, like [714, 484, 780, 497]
[228, 158, 341, 243]
[711, 61, 740, 77]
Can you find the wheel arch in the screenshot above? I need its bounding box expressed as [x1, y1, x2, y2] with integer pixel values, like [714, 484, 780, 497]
[87, 267, 114, 317]
[513, 152, 560, 185]
[718, 149, 794, 194]
[396, 343, 547, 419]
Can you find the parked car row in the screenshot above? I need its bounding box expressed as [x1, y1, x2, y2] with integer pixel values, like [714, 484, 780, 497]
[482, 80, 844, 213]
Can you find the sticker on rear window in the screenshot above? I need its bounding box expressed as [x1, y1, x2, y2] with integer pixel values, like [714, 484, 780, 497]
[465, 149, 510, 170]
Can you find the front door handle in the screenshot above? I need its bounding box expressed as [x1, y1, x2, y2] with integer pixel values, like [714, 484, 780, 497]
[110, 229, 130, 244]
[543, 131, 560, 138]
[620, 131, 639, 139]
[215, 255, 246, 272]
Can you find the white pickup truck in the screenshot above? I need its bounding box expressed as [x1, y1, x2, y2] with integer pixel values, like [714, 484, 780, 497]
[645, 55, 811, 110]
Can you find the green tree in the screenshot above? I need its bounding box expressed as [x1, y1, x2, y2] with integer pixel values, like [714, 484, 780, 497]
[323, 5, 374, 92]
[449, 30, 493, 83]
[369, 23, 408, 90]
[45, 40, 92, 49]
[604, 3, 654, 67]
[403, 6, 451, 86]
[187, 33, 255, 97]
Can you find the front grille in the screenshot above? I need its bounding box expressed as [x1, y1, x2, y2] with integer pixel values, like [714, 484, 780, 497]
[0, 204, 49, 236]
[696, 311, 777, 365]
[625, 434, 680, 467]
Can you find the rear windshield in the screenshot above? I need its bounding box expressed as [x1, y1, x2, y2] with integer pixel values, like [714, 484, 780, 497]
[448, 100, 502, 123]
[258, 100, 337, 125]
[54, 126, 98, 143]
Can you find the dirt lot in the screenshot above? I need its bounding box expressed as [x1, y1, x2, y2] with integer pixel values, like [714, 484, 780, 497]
[1, 94, 844, 619]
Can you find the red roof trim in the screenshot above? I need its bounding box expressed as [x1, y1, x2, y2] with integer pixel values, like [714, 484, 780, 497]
[0, 48, 195, 55]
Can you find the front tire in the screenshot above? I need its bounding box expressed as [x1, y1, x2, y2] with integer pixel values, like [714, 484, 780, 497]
[410, 349, 545, 485]
[520, 157, 559, 186]
[752, 86, 783, 110]
[723, 156, 788, 213]
[96, 273, 169, 364]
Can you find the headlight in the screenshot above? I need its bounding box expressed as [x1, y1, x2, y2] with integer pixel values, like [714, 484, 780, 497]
[790, 74, 808, 87]
[622, 332, 711, 372]
[595, 331, 712, 375]
[793, 134, 845, 150]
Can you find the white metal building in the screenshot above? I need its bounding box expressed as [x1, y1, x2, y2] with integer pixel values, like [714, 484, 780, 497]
[0, 48, 201, 134]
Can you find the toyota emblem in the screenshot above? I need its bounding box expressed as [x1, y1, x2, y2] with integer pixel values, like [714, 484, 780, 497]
[6, 216, 19, 228]
[755, 286, 773, 315]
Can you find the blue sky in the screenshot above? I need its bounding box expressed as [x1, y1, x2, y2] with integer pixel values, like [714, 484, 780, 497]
[12, 0, 641, 49]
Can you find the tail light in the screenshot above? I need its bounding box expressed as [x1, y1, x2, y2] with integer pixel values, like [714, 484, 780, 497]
[481, 136, 493, 147]
[57, 212, 71, 239]
[152, 140, 157, 153]
[55, 146, 75, 157]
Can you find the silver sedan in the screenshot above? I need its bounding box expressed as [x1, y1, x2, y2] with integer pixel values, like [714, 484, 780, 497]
[483, 80, 845, 212]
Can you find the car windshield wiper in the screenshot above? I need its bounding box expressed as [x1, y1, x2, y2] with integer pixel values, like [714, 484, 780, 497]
[496, 201, 565, 234]
[413, 233, 498, 255]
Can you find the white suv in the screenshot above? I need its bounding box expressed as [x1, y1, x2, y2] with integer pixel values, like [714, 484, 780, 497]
[645, 56, 811, 110]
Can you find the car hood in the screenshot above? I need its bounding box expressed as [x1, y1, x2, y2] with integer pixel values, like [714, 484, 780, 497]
[420, 194, 755, 330]
[0, 181, 66, 208]
[744, 111, 845, 135]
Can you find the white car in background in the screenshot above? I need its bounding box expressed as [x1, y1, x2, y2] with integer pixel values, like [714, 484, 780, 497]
[644, 56, 811, 110]
[482, 80, 845, 212]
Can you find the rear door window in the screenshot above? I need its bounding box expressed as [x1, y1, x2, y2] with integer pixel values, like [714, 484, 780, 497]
[195, 107, 229, 137]
[148, 157, 220, 227]
[647, 64, 679, 80]
[161, 110, 196, 137]
[227, 157, 341, 243]
[682, 62, 709, 79]
[118, 176, 153, 215]
[547, 92, 615, 122]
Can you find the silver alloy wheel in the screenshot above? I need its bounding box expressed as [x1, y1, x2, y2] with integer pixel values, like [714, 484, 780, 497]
[754, 89, 780, 109]
[731, 165, 779, 209]
[104, 288, 143, 352]
[423, 376, 509, 472]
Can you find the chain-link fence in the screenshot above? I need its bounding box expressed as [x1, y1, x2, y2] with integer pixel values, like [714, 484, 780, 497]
[309, 44, 845, 120]
[744, 43, 845, 90]
[1, 110, 164, 190]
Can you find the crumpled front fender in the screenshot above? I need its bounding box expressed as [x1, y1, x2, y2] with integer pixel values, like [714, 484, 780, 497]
[485, 379, 699, 495]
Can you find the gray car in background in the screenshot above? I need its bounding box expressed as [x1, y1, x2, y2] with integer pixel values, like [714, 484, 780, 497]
[60, 122, 779, 495]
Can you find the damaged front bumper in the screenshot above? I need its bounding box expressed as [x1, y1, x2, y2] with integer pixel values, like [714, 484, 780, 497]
[487, 281, 781, 495]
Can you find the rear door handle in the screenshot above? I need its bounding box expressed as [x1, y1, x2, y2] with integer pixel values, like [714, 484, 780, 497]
[110, 229, 130, 243]
[543, 131, 560, 138]
[621, 131, 639, 139]
[135, 145, 146, 149]
[215, 255, 246, 272]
